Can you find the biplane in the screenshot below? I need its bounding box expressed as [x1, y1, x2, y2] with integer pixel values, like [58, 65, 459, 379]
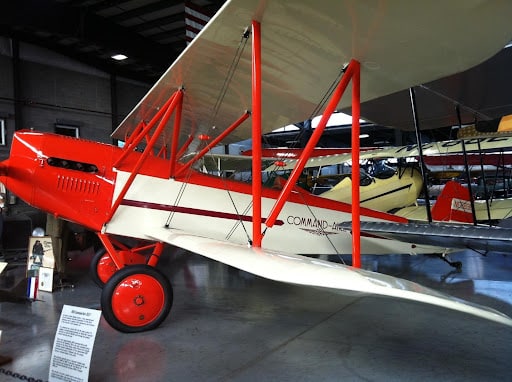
[2, 0, 512, 332]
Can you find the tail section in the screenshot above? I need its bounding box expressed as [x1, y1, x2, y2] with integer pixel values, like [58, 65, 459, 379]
[431, 180, 474, 223]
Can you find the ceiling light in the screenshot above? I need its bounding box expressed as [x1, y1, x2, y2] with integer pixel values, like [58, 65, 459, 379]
[111, 54, 128, 61]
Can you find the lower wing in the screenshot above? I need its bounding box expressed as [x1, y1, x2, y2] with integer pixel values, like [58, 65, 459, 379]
[148, 227, 512, 327]
[339, 221, 512, 253]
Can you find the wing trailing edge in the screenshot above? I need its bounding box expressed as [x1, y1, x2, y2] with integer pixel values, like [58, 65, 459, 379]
[340, 221, 512, 254]
[148, 227, 512, 327]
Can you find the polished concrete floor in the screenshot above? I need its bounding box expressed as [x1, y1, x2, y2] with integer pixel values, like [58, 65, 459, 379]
[1, 247, 512, 381]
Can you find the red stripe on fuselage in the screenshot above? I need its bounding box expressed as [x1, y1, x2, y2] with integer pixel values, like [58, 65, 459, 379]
[180, 172, 408, 223]
[121, 199, 285, 225]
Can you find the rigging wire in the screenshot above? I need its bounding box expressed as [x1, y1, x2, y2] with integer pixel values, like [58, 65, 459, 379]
[164, 169, 194, 228]
[210, 27, 250, 127]
[259, 65, 350, 260]
[202, 27, 253, 243]
[291, 184, 346, 264]
[164, 148, 199, 227]
[225, 199, 252, 242]
[267, 64, 347, 151]
[165, 24, 250, 230]
[309, 65, 346, 120]
[203, 149, 253, 243]
[166, 26, 251, 239]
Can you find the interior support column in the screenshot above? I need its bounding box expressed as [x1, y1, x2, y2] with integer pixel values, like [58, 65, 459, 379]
[11, 39, 22, 131]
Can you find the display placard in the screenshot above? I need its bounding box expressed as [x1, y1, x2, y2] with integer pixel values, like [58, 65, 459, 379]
[38, 267, 54, 292]
[49, 305, 101, 382]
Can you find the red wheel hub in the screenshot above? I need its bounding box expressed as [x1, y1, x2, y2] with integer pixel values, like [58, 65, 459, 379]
[111, 274, 166, 327]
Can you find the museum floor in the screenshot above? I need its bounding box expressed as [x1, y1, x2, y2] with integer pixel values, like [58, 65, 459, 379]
[1, 247, 512, 382]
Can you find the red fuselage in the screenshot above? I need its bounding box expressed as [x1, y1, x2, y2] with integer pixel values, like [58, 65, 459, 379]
[0, 130, 406, 236]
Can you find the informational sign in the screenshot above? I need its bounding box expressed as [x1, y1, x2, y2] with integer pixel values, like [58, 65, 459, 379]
[38, 267, 54, 292]
[49, 305, 101, 382]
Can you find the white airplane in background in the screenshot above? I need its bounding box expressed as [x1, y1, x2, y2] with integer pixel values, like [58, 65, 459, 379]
[1, 0, 512, 332]
[197, 148, 424, 213]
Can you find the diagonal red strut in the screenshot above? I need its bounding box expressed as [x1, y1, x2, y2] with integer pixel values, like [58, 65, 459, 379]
[262, 59, 362, 267]
[106, 89, 184, 224]
[265, 60, 358, 226]
[176, 111, 251, 177]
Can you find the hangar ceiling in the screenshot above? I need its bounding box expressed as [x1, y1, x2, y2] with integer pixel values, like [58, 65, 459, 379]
[1, 0, 226, 83]
[356, 46, 512, 133]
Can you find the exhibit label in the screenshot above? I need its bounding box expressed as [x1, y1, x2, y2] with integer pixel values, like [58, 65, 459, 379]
[49, 305, 101, 382]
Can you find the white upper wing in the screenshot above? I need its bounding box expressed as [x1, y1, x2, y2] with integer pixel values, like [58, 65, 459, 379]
[112, 0, 512, 152]
[148, 227, 512, 327]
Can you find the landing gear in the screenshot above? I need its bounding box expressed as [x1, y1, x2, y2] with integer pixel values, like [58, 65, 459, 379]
[90, 234, 164, 287]
[101, 265, 173, 333]
[93, 234, 171, 331]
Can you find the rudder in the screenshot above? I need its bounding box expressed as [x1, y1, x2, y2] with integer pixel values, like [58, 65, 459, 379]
[431, 180, 473, 223]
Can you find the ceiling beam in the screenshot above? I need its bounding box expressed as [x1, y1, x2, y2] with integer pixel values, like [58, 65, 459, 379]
[110, 1, 184, 23]
[133, 12, 186, 32]
[88, 0, 135, 13]
[0, 0, 178, 80]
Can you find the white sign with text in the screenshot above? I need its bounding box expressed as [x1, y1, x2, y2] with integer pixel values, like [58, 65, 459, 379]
[49, 305, 101, 382]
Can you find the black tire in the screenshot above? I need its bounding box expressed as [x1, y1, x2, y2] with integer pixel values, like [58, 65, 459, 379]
[90, 248, 117, 288]
[101, 265, 173, 333]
